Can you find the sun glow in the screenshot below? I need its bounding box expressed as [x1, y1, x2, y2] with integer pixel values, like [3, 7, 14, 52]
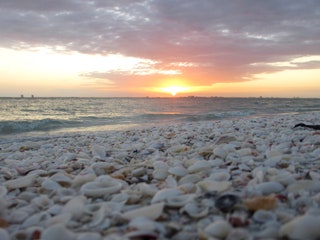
[161, 85, 191, 96]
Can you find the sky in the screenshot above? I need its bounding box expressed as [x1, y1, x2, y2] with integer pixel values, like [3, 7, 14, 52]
[0, 0, 319, 98]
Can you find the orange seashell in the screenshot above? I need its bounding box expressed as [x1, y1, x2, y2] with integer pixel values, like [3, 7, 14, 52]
[243, 195, 276, 211]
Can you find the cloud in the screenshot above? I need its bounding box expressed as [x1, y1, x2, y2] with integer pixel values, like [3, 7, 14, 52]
[1, 0, 320, 87]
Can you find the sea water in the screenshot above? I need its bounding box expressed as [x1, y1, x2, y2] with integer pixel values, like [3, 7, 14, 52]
[1, 97, 320, 140]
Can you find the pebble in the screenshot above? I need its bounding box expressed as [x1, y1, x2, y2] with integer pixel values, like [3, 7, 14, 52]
[0, 112, 319, 239]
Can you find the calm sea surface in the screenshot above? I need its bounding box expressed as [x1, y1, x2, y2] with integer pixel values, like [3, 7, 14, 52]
[1, 97, 320, 139]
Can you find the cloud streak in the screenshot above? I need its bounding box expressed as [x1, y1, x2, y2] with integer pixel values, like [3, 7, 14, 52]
[1, 0, 320, 89]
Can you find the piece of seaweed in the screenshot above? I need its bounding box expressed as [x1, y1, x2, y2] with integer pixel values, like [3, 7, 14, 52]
[293, 123, 320, 130]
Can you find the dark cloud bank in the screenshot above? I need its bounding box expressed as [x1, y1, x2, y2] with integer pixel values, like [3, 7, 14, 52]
[1, 0, 320, 85]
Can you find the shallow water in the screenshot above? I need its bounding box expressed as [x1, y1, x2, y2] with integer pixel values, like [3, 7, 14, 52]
[1, 97, 320, 137]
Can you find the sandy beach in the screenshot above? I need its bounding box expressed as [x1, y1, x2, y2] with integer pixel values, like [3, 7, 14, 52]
[1, 112, 320, 239]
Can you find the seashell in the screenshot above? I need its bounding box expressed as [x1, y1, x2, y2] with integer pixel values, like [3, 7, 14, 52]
[226, 228, 250, 240]
[62, 196, 86, 220]
[198, 180, 231, 193]
[280, 214, 320, 240]
[166, 194, 195, 208]
[151, 188, 183, 204]
[252, 181, 284, 195]
[252, 209, 277, 223]
[4, 174, 37, 190]
[178, 174, 202, 185]
[91, 162, 116, 176]
[215, 136, 237, 145]
[0, 228, 10, 240]
[31, 195, 52, 210]
[122, 202, 165, 220]
[187, 160, 211, 174]
[128, 216, 157, 231]
[243, 195, 277, 211]
[180, 202, 209, 218]
[9, 209, 31, 224]
[21, 212, 50, 228]
[80, 175, 123, 198]
[91, 144, 107, 159]
[41, 179, 61, 192]
[125, 230, 158, 240]
[286, 180, 320, 194]
[153, 161, 169, 180]
[204, 220, 232, 238]
[213, 146, 228, 159]
[215, 194, 240, 213]
[45, 213, 72, 227]
[136, 183, 158, 197]
[88, 204, 110, 228]
[71, 173, 96, 188]
[210, 171, 231, 181]
[0, 186, 7, 197]
[50, 173, 73, 187]
[168, 144, 189, 154]
[77, 232, 102, 240]
[41, 223, 76, 240]
[168, 166, 188, 177]
[132, 167, 146, 177]
[198, 146, 213, 159]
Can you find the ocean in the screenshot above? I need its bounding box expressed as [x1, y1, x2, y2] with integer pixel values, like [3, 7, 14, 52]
[1, 97, 320, 140]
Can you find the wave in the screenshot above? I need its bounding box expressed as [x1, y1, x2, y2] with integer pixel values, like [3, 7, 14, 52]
[0, 119, 82, 135]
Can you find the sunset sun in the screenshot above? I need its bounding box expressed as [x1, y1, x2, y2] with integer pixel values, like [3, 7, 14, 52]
[162, 86, 190, 96]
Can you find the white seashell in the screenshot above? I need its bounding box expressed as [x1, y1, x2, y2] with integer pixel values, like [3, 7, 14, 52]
[22, 212, 50, 228]
[80, 175, 122, 198]
[129, 216, 157, 231]
[209, 171, 231, 181]
[132, 167, 146, 177]
[45, 213, 72, 227]
[213, 146, 228, 159]
[153, 161, 169, 180]
[168, 166, 188, 177]
[187, 160, 211, 174]
[4, 174, 37, 190]
[41, 179, 61, 192]
[77, 232, 102, 240]
[204, 220, 232, 238]
[226, 228, 250, 240]
[136, 183, 158, 197]
[91, 162, 116, 175]
[197, 180, 231, 193]
[62, 196, 86, 220]
[252, 210, 277, 223]
[280, 214, 320, 239]
[31, 195, 52, 210]
[168, 144, 189, 154]
[178, 174, 202, 185]
[122, 202, 165, 220]
[72, 173, 96, 188]
[91, 144, 107, 159]
[89, 204, 110, 228]
[0, 228, 10, 240]
[50, 173, 72, 187]
[286, 180, 320, 194]
[151, 188, 183, 204]
[41, 223, 76, 240]
[252, 181, 284, 195]
[180, 202, 209, 218]
[166, 194, 196, 208]
[0, 186, 7, 197]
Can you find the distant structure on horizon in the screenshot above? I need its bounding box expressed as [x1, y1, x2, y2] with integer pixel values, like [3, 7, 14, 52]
[20, 94, 24, 98]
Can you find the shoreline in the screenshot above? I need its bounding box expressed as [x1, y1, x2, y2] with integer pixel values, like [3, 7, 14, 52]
[0, 112, 320, 239]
